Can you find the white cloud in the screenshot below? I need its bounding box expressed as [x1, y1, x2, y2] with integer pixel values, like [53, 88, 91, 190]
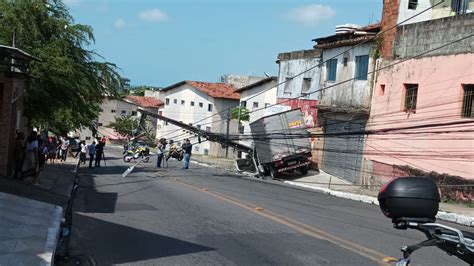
[114, 18, 127, 29]
[285, 4, 335, 26]
[64, 0, 80, 7]
[139, 8, 169, 22]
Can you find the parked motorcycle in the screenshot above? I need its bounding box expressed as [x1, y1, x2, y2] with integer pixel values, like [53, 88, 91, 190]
[378, 177, 473, 265]
[123, 145, 150, 163]
[166, 147, 184, 161]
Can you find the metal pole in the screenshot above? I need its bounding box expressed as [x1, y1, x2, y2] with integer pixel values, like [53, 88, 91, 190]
[225, 110, 230, 157]
[12, 27, 16, 47]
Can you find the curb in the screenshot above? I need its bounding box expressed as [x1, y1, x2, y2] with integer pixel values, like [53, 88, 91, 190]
[284, 181, 473, 227]
[41, 205, 63, 265]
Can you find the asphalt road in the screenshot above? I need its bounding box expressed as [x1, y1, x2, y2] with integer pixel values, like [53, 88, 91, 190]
[62, 146, 471, 265]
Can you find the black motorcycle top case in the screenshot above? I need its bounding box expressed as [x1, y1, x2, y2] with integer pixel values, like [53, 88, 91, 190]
[378, 177, 440, 222]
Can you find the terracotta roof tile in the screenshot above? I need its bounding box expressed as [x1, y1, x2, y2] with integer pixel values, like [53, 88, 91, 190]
[187, 81, 240, 100]
[125, 96, 163, 108]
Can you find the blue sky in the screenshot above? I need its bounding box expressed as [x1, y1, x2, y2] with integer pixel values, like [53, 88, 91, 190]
[65, 0, 382, 87]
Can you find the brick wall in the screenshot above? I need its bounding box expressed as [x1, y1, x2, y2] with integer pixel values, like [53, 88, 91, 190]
[380, 0, 401, 59]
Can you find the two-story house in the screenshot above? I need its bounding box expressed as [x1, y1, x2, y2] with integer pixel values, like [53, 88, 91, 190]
[312, 23, 380, 184]
[363, 1, 474, 186]
[234, 77, 282, 156]
[157, 80, 240, 157]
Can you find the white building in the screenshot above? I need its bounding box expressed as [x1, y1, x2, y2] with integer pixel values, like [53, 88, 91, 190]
[75, 96, 163, 141]
[157, 80, 240, 157]
[234, 77, 279, 149]
[276, 49, 321, 128]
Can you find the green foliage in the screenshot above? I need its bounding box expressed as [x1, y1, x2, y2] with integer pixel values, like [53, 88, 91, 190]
[230, 107, 250, 121]
[108, 115, 139, 139]
[108, 115, 155, 143]
[0, 0, 122, 134]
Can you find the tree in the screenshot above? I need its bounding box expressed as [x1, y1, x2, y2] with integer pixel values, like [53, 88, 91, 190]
[230, 107, 250, 122]
[0, 0, 122, 134]
[108, 115, 156, 143]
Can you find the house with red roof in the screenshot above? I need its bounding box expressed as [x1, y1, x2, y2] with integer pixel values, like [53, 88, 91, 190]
[75, 96, 164, 141]
[158, 80, 240, 157]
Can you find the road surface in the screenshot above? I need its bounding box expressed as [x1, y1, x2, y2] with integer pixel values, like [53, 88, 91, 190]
[62, 146, 470, 265]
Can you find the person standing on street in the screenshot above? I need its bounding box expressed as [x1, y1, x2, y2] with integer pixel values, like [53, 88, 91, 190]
[79, 140, 87, 164]
[88, 141, 96, 169]
[60, 136, 69, 162]
[156, 138, 166, 168]
[95, 140, 104, 167]
[181, 139, 192, 169]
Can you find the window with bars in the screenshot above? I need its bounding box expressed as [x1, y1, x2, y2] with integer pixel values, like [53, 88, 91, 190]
[355, 55, 369, 80]
[462, 84, 474, 118]
[451, 0, 470, 14]
[326, 59, 337, 82]
[404, 84, 418, 112]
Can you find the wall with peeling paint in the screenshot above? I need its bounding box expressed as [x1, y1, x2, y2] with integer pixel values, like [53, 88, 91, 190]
[277, 57, 321, 101]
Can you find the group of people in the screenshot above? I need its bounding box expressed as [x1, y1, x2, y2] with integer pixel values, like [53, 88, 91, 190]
[12, 131, 108, 185]
[76, 138, 106, 169]
[156, 138, 193, 169]
[13, 131, 71, 185]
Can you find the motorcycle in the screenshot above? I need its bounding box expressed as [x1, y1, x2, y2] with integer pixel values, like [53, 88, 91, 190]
[378, 177, 473, 265]
[123, 145, 150, 163]
[165, 146, 184, 161]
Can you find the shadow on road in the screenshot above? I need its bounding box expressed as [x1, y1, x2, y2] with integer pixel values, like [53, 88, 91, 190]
[70, 213, 215, 264]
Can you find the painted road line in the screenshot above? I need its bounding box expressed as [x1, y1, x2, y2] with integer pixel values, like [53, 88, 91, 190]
[173, 179, 390, 265]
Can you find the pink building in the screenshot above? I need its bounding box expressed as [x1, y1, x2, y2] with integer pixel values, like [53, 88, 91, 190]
[363, 10, 474, 184]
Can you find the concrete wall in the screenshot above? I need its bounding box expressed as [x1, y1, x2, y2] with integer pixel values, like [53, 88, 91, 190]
[393, 13, 474, 59]
[319, 43, 375, 110]
[221, 74, 265, 89]
[277, 51, 321, 101]
[210, 98, 239, 158]
[364, 54, 474, 180]
[98, 98, 139, 127]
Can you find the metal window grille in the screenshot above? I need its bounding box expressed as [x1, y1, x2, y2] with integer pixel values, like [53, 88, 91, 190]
[404, 84, 418, 111]
[326, 59, 337, 82]
[452, 0, 470, 14]
[462, 85, 474, 118]
[355, 55, 369, 80]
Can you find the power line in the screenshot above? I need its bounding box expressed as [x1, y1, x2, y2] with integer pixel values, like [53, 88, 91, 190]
[155, 2, 448, 141]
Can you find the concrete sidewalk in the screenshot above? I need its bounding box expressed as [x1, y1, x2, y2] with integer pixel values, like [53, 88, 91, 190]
[0, 159, 77, 265]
